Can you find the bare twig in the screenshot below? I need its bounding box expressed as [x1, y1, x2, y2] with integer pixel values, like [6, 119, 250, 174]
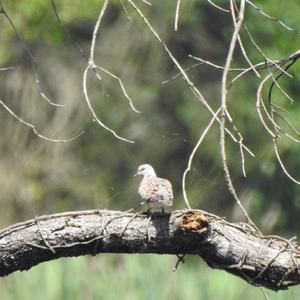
[50, 0, 89, 60]
[119, 0, 132, 21]
[256, 69, 300, 143]
[273, 110, 300, 138]
[268, 71, 294, 105]
[0, 99, 84, 142]
[51, 0, 139, 115]
[259, 288, 271, 300]
[246, 0, 299, 33]
[172, 254, 185, 271]
[0, 66, 15, 71]
[243, 25, 293, 79]
[141, 0, 151, 6]
[219, 0, 258, 231]
[127, 0, 254, 158]
[207, 0, 230, 13]
[256, 59, 300, 185]
[0, 5, 65, 107]
[239, 135, 247, 177]
[174, 0, 181, 31]
[256, 74, 277, 138]
[182, 107, 221, 209]
[273, 141, 300, 185]
[83, 65, 134, 143]
[82, 0, 136, 143]
[35, 216, 55, 254]
[189, 54, 252, 72]
[161, 62, 203, 84]
[94, 66, 140, 113]
[189, 54, 285, 88]
[267, 59, 296, 105]
[231, 1, 260, 77]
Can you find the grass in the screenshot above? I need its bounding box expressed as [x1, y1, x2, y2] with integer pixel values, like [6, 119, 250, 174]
[1, 254, 299, 300]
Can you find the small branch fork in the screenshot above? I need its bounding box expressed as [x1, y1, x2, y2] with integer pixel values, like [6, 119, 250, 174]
[0, 209, 300, 291]
[0, 1, 85, 143]
[255, 52, 300, 184]
[82, 0, 140, 144]
[51, 0, 141, 143]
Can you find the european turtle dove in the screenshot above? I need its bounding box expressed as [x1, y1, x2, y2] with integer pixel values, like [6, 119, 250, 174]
[135, 164, 173, 213]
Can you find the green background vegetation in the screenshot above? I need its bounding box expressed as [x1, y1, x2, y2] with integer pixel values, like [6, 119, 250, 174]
[1, 0, 300, 299]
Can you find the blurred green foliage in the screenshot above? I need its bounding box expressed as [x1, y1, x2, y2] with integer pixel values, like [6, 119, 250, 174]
[1, 0, 300, 298]
[1, 255, 300, 300]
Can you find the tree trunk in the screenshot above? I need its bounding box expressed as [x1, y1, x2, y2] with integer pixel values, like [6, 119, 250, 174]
[0, 209, 299, 291]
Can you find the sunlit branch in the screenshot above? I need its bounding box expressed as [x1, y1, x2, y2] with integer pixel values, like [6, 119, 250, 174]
[83, 0, 137, 143]
[182, 107, 221, 209]
[83, 65, 134, 143]
[207, 0, 230, 13]
[220, 0, 258, 231]
[174, 0, 181, 31]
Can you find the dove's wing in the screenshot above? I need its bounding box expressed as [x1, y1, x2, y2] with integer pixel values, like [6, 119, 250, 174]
[139, 177, 173, 203]
[156, 178, 173, 201]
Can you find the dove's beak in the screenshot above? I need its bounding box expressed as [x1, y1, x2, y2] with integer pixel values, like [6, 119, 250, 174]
[133, 173, 138, 177]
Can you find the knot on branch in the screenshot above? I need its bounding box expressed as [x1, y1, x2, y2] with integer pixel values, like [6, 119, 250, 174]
[181, 212, 208, 231]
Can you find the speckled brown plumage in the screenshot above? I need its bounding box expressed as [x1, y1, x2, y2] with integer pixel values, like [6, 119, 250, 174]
[136, 164, 173, 211]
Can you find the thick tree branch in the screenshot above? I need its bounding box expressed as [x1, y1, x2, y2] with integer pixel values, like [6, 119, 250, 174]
[0, 209, 299, 291]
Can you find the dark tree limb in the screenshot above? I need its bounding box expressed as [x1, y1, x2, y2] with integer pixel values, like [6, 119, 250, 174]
[0, 209, 299, 291]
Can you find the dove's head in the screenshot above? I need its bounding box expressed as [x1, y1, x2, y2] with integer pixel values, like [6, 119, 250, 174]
[135, 164, 156, 178]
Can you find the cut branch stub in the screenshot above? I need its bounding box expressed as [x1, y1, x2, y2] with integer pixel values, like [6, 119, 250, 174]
[0, 209, 299, 291]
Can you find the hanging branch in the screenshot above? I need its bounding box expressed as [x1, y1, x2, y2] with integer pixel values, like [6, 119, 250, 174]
[246, 0, 300, 33]
[182, 107, 221, 209]
[0, 1, 65, 107]
[174, 0, 181, 31]
[0, 99, 84, 143]
[219, 0, 258, 230]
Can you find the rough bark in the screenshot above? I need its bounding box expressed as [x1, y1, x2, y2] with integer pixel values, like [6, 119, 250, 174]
[0, 209, 299, 291]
